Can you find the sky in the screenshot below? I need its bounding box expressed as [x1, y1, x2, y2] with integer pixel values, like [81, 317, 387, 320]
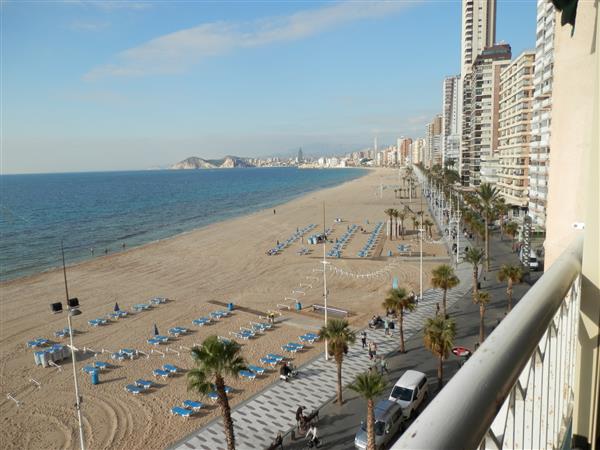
[2, 0, 537, 174]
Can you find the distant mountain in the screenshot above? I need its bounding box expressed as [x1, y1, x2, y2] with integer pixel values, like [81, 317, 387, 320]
[170, 156, 254, 170]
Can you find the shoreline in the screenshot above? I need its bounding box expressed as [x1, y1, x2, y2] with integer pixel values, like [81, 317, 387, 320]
[0, 167, 447, 450]
[0, 168, 368, 286]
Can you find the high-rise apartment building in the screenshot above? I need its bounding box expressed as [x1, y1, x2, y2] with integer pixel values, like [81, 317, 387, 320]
[497, 51, 535, 218]
[528, 0, 555, 230]
[459, 0, 497, 184]
[442, 75, 461, 170]
[425, 115, 443, 168]
[411, 138, 426, 165]
[463, 44, 511, 187]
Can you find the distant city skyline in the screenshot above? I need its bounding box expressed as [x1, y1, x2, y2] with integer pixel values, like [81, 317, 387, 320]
[2, 0, 535, 174]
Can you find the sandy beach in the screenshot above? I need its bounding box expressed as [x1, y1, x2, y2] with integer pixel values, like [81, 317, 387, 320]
[0, 168, 447, 450]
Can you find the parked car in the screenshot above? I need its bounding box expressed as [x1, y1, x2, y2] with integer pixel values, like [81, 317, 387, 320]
[354, 399, 406, 449]
[519, 248, 540, 271]
[388, 370, 428, 418]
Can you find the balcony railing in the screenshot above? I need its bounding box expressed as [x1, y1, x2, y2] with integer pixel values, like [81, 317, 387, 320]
[392, 236, 583, 450]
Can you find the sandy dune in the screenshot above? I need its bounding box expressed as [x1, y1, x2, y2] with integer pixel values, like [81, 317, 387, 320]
[0, 168, 447, 449]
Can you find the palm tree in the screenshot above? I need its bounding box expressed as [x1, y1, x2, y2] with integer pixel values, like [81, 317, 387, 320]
[397, 211, 406, 239]
[319, 318, 356, 405]
[187, 336, 247, 450]
[411, 216, 419, 232]
[424, 316, 456, 388]
[392, 209, 399, 240]
[464, 247, 484, 302]
[384, 208, 395, 240]
[497, 264, 523, 312]
[475, 183, 501, 271]
[505, 222, 519, 251]
[431, 264, 459, 317]
[474, 291, 491, 344]
[349, 371, 387, 450]
[382, 287, 415, 353]
[423, 218, 434, 238]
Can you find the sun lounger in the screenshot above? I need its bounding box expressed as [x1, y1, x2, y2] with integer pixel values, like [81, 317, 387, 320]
[286, 342, 304, 350]
[88, 318, 107, 327]
[120, 348, 137, 358]
[171, 406, 193, 418]
[163, 364, 178, 373]
[54, 328, 71, 338]
[299, 335, 316, 344]
[153, 369, 171, 379]
[27, 338, 49, 348]
[239, 370, 256, 381]
[151, 297, 167, 305]
[217, 336, 231, 344]
[109, 311, 128, 319]
[248, 365, 266, 375]
[111, 351, 127, 361]
[147, 338, 162, 346]
[260, 357, 278, 367]
[282, 344, 300, 353]
[267, 354, 284, 362]
[94, 361, 110, 370]
[192, 318, 211, 326]
[135, 379, 153, 390]
[155, 335, 169, 343]
[125, 384, 143, 395]
[168, 328, 182, 337]
[182, 400, 203, 411]
[82, 365, 98, 374]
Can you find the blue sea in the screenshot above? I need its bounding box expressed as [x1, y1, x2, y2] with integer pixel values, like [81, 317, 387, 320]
[0, 168, 366, 282]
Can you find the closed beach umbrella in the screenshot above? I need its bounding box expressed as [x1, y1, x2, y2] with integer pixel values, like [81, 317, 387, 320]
[114, 302, 120, 312]
[154, 324, 159, 336]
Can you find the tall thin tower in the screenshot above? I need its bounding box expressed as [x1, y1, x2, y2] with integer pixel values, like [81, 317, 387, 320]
[374, 136, 378, 152]
[459, 0, 497, 184]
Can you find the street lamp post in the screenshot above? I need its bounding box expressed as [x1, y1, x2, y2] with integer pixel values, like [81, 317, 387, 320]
[59, 243, 85, 450]
[322, 242, 330, 360]
[419, 227, 424, 302]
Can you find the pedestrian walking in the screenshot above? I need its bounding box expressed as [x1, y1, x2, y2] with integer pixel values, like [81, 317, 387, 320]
[372, 342, 378, 358]
[380, 357, 389, 375]
[360, 331, 367, 349]
[368, 342, 374, 360]
[274, 209, 276, 215]
[384, 320, 390, 336]
[436, 303, 440, 315]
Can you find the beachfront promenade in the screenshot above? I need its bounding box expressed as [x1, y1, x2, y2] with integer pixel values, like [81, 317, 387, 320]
[170, 258, 472, 449]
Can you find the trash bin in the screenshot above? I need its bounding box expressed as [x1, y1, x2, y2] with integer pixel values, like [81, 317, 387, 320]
[295, 302, 302, 311]
[227, 302, 234, 311]
[91, 369, 99, 385]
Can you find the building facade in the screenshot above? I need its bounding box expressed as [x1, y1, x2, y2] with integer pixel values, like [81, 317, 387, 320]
[425, 115, 443, 168]
[497, 51, 535, 218]
[459, 0, 497, 184]
[463, 43, 512, 187]
[442, 75, 461, 170]
[528, 0, 555, 230]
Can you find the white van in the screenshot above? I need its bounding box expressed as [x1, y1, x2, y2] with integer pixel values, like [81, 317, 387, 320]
[388, 370, 428, 418]
[520, 248, 540, 271]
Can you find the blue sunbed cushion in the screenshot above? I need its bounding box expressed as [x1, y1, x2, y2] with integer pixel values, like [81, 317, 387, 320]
[171, 406, 192, 417]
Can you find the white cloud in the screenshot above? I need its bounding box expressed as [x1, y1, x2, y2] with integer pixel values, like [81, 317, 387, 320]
[85, 0, 417, 80]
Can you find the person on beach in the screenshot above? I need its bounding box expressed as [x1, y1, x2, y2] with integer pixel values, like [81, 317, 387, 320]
[90, 248, 94, 255]
[104, 248, 109, 255]
[273, 209, 276, 215]
[372, 341, 378, 357]
[384, 320, 390, 336]
[360, 331, 367, 349]
[122, 242, 126, 250]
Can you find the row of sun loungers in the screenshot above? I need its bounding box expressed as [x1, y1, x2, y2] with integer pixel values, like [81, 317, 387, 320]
[358, 222, 384, 257]
[171, 400, 204, 418]
[327, 224, 358, 258]
[82, 361, 111, 374]
[88, 318, 108, 327]
[54, 328, 71, 338]
[111, 348, 137, 361]
[109, 311, 128, 319]
[267, 224, 316, 255]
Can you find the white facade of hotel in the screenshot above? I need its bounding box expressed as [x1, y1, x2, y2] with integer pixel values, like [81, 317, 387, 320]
[497, 51, 535, 218]
[528, 0, 555, 229]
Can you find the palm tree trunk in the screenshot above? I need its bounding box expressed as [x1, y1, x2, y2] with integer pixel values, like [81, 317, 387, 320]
[472, 265, 479, 302]
[336, 357, 343, 405]
[442, 288, 448, 317]
[484, 217, 490, 271]
[507, 280, 513, 312]
[367, 398, 376, 450]
[399, 310, 405, 353]
[215, 376, 236, 450]
[479, 305, 485, 344]
[438, 355, 444, 388]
